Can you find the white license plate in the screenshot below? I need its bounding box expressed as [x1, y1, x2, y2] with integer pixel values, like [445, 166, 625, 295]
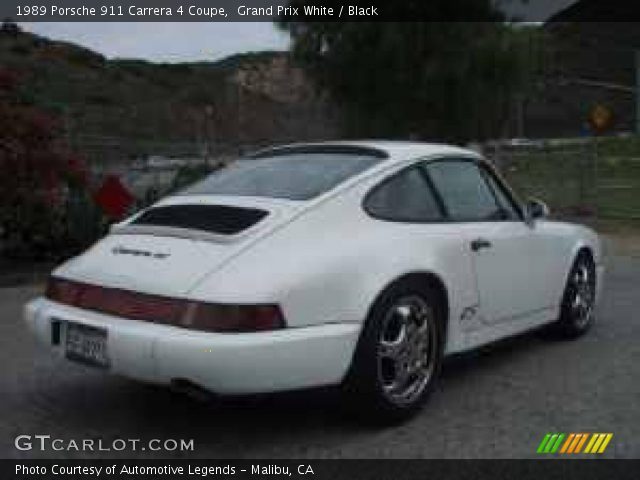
[65, 322, 110, 368]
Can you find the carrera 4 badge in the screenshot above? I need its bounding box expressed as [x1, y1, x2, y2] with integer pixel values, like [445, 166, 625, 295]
[112, 246, 170, 259]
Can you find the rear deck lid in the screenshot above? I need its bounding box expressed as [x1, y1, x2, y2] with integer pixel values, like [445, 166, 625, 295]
[57, 197, 302, 297]
[57, 234, 238, 297]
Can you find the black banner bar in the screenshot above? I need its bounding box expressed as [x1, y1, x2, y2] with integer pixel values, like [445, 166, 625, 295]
[2, 0, 640, 22]
[5, 460, 640, 480]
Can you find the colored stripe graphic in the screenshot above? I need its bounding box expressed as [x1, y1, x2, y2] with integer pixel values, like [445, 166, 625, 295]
[538, 433, 613, 454]
[597, 434, 613, 453]
[537, 434, 552, 453]
[537, 433, 565, 454]
[544, 434, 559, 453]
[560, 434, 575, 454]
[584, 433, 614, 454]
[584, 434, 599, 454]
[585, 434, 602, 453]
[550, 434, 565, 453]
[567, 434, 583, 453]
[574, 433, 589, 453]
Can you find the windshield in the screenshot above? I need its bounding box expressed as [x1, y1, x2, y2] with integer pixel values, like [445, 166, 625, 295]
[180, 151, 383, 201]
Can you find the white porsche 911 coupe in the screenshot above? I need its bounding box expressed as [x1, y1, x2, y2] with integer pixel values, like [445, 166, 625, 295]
[25, 141, 603, 421]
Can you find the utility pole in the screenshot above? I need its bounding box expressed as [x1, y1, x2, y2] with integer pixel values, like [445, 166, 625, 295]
[204, 104, 214, 168]
[636, 50, 640, 135]
[516, 92, 525, 139]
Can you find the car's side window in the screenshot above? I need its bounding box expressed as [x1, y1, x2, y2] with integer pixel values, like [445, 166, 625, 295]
[425, 160, 504, 222]
[480, 166, 522, 221]
[364, 167, 444, 222]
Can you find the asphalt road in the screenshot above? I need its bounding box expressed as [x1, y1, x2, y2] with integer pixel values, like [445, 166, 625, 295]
[1, 256, 639, 459]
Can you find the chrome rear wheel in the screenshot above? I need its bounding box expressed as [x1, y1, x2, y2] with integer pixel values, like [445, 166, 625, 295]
[377, 296, 437, 407]
[343, 279, 445, 423]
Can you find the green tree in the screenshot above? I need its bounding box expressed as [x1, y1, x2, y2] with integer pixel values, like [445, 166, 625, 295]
[278, 3, 537, 142]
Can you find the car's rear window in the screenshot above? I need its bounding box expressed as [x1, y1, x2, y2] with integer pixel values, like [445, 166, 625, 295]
[180, 150, 383, 201]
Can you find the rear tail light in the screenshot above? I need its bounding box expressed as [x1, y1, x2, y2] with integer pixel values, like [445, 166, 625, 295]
[45, 277, 286, 333]
[46, 277, 83, 305]
[181, 303, 285, 333]
[46, 277, 184, 324]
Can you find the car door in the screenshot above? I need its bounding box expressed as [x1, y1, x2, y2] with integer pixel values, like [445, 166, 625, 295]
[423, 158, 549, 326]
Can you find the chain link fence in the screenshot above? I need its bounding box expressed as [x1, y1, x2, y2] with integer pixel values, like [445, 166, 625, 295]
[37, 134, 640, 226]
[485, 137, 640, 222]
[97, 136, 640, 223]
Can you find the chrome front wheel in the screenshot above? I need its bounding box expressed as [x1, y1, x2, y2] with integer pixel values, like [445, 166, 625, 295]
[555, 253, 596, 339]
[570, 263, 595, 330]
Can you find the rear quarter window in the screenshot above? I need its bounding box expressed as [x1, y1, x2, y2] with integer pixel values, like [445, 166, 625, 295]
[364, 167, 444, 222]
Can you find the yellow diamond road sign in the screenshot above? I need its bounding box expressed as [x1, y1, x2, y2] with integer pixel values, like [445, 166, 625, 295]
[589, 104, 613, 134]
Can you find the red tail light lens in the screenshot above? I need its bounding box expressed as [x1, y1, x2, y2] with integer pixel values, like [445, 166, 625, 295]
[46, 277, 83, 305]
[46, 277, 185, 324]
[45, 277, 286, 333]
[182, 303, 285, 333]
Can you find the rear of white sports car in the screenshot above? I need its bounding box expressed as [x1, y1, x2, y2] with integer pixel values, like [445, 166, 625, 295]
[24, 146, 384, 395]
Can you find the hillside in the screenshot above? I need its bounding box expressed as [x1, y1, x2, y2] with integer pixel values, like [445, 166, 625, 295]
[0, 23, 341, 162]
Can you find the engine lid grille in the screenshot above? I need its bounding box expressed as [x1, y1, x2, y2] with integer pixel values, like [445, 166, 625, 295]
[130, 204, 268, 236]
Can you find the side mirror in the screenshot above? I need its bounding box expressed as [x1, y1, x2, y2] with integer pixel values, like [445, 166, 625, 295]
[525, 198, 550, 223]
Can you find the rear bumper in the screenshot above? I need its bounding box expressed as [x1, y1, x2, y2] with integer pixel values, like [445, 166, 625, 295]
[24, 297, 360, 395]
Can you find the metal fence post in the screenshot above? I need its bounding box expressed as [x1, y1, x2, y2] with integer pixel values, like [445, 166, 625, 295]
[636, 50, 640, 135]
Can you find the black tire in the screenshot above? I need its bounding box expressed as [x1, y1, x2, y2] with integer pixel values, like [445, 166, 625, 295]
[552, 252, 596, 339]
[341, 279, 445, 424]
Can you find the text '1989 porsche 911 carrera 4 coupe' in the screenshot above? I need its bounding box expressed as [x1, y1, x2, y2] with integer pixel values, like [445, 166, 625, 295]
[24, 141, 604, 421]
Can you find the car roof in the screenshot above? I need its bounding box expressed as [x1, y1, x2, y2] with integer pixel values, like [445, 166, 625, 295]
[251, 140, 481, 165]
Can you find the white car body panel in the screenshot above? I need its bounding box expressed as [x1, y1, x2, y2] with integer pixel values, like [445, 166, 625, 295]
[24, 141, 604, 394]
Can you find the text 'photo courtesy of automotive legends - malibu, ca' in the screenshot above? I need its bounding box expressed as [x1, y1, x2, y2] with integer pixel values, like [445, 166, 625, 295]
[24, 141, 603, 422]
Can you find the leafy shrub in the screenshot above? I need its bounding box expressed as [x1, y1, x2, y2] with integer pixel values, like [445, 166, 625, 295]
[0, 67, 107, 260]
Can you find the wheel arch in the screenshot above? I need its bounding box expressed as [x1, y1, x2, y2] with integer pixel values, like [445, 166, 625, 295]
[576, 245, 595, 263]
[362, 271, 450, 348]
[559, 243, 597, 306]
[341, 269, 450, 414]
[569, 227, 601, 267]
[568, 243, 597, 279]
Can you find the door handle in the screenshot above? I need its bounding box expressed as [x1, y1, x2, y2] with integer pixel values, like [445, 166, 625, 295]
[470, 238, 492, 252]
